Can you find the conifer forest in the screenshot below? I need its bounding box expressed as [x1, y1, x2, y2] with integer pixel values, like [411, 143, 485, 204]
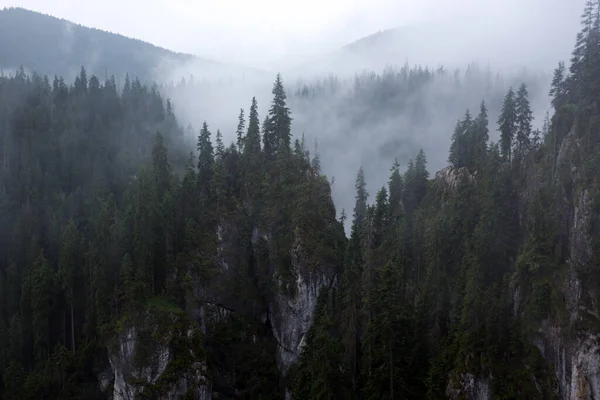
[0, 1, 600, 399]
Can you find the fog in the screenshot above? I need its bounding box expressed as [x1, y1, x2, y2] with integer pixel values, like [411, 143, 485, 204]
[2, 0, 585, 220]
[153, 0, 584, 221]
[2, 0, 585, 71]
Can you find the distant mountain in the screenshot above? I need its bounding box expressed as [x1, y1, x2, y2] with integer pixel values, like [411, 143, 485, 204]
[0, 7, 259, 83]
[285, 14, 579, 79]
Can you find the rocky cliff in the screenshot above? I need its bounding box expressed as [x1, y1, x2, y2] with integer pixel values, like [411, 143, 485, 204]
[446, 129, 600, 400]
[105, 214, 340, 398]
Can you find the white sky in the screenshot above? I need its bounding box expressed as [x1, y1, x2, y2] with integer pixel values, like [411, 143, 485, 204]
[0, 0, 586, 70]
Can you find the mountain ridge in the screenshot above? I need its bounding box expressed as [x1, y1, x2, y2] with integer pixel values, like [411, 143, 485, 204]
[0, 7, 264, 83]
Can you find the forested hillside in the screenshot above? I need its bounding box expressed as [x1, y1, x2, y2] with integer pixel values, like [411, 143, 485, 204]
[0, 65, 345, 399]
[291, 1, 600, 398]
[0, 1, 599, 399]
[164, 63, 550, 223]
[0, 7, 221, 83]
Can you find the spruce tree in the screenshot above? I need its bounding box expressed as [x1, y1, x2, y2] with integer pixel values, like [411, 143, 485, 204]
[215, 129, 225, 160]
[264, 74, 292, 158]
[152, 131, 171, 196]
[549, 61, 567, 109]
[245, 97, 261, 156]
[498, 87, 517, 161]
[236, 108, 245, 152]
[414, 149, 429, 204]
[515, 83, 533, 157]
[197, 121, 214, 198]
[311, 139, 321, 174]
[353, 166, 368, 230]
[473, 101, 489, 171]
[387, 159, 403, 225]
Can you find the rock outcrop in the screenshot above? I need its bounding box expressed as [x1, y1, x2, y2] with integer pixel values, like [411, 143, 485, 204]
[107, 312, 209, 400]
[107, 220, 338, 399]
[447, 374, 491, 400]
[269, 234, 335, 374]
[446, 130, 600, 400]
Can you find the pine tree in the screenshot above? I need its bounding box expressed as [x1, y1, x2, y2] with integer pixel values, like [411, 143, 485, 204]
[215, 129, 225, 160]
[449, 111, 474, 170]
[74, 66, 88, 94]
[264, 74, 292, 159]
[340, 209, 348, 229]
[236, 108, 245, 152]
[387, 159, 403, 225]
[353, 166, 368, 230]
[311, 139, 321, 174]
[262, 114, 272, 158]
[403, 159, 416, 216]
[473, 101, 489, 171]
[549, 61, 567, 109]
[373, 187, 388, 247]
[197, 122, 214, 198]
[498, 87, 517, 161]
[152, 131, 171, 196]
[515, 83, 533, 157]
[414, 149, 429, 204]
[245, 98, 261, 156]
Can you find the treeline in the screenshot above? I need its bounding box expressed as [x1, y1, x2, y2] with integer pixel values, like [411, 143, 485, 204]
[0, 7, 196, 83]
[0, 63, 344, 398]
[290, 1, 600, 399]
[1, 1, 600, 398]
[0, 65, 185, 398]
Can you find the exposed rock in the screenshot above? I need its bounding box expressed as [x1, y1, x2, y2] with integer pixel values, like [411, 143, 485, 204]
[450, 129, 600, 400]
[270, 231, 335, 374]
[435, 166, 474, 192]
[270, 267, 331, 373]
[447, 373, 491, 400]
[108, 315, 210, 400]
[533, 129, 600, 400]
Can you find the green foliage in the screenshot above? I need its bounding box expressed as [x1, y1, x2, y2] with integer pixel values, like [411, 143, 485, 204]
[292, 292, 346, 400]
[3, 2, 600, 398]
[498, 87, 517, 161]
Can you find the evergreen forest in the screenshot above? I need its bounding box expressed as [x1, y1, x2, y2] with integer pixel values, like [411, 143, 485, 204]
[0, 1, 600, 400]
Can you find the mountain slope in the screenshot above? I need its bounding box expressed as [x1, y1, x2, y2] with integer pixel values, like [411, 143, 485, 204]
[0, 7, 251, 82]
[285, 3, 581, 80]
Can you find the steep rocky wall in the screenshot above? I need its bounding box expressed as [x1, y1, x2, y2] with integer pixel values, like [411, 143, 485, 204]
[106, 220, 337, 399]
[269, 235, 335, 373]
[107, 314, 210, 400]
[533, 131, 600, 400]
[443, 131, 600, 400]
[447, 374, 491, 400]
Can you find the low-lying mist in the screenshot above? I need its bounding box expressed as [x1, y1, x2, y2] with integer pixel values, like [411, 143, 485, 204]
[156, 1, 582, 219]
[161, 63, 550, 221]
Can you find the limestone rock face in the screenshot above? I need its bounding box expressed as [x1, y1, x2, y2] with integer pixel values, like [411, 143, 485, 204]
[106, 222, 338, 399]
[269, 235, 335, 374]
[108, 314, 210, 400]
[447, 130, 600, 400]
[447, 374, 491, 400]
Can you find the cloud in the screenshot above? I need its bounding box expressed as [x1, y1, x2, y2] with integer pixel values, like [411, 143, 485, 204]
[2, 0, 585, 70]
[1, 0, 587, 224]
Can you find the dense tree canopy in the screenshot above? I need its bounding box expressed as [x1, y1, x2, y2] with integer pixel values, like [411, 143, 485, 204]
[1, 1, 600, 399]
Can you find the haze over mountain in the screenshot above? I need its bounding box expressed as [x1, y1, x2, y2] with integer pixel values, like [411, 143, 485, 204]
[0, 2, 584, 227]
[0, 7, 261, 83]
[1, 1, 600, 399]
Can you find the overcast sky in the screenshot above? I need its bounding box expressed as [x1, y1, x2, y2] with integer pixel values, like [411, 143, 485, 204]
[0, 0, 586, 70]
